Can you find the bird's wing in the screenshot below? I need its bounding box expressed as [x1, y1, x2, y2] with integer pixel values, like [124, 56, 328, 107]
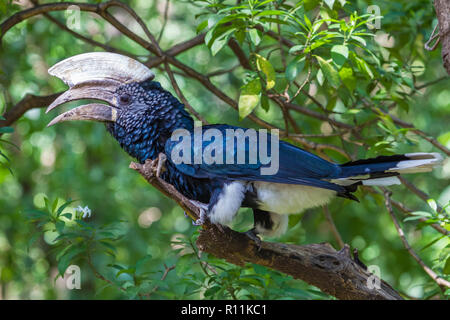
[164, 124, 346, 193]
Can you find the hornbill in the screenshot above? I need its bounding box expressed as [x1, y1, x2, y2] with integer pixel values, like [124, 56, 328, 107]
[46, 52, 442, 239]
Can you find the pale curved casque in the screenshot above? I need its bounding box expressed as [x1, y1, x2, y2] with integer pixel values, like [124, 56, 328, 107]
[46, 52, 154, 126]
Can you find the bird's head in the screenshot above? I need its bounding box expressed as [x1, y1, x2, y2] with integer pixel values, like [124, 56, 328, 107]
[46, 52, 193, 162]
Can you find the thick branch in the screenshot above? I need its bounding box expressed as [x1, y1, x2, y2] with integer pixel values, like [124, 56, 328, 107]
[130, 159, 402, 300]
[434, 0, 450, 74]
[0, 2, 98, 40]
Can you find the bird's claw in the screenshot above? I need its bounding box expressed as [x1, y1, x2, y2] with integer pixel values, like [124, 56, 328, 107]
[189, 200, 209, 226]
[184, 211, 199, 225]
[244, 228, 262, 250]
[193, 208, 206, 226]
[155, 153, 167, 178]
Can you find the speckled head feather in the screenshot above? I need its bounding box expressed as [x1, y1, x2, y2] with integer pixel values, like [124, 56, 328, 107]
[106, 80, 194, 163]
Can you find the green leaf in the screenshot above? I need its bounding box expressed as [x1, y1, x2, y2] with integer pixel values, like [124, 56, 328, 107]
[339, 67, 356, 92]
[51, 198, 59, 215]
[196, 20, 208, 34]
[248, 29, 261, 46]
[324, 0, 335, 9]
[331, 45, 348, 69]
[286, 56, 305, 81]
[444, 257, 450, 275]
[427, 199, 437, 212]
[420, 235, 446, 251]
[316, 68, 324, 86]
[304, 14, 312, 30]
[437, 132, 450, 148]
[56, 199, 75, 218]
[235, 28, 245, 44]
[238, 79, 261, 120]
[255, 54, 276, 90]
[204, 285, 221, 297]
[55, 220, 65, 234]
[403, 211, 432, 222]
[316, 56, 340, 88]
[57, 245, 85, 276]
[354, 55, 374, 79]
[116, 268, 136, 278]
[351, 35, 366, 46]
[0, 127, 13, 134]
[210, 29, 234, 56]
[255, 10, 286, 17]
[288, 45, 305, 55]
[261, 94, 270, 112]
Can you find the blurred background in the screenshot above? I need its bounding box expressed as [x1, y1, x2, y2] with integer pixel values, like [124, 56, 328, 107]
[0, 0, 448, 299]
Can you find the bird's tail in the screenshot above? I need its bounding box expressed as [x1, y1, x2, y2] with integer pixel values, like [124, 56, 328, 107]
[332, 153, 443, 186]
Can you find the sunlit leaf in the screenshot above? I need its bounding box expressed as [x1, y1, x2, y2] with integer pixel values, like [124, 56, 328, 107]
[248, 29, 261, 46]
[238, 78, 261, 120]
[286, 56, 306, 81]
[316, 56, 340, 87]
[331, 44, 348, 68]
[255, 54, 276, 89]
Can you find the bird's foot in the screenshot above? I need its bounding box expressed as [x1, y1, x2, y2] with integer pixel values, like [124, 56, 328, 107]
[189, 200, 209, 226]
[243, 228, 262, 250]
[155, 153, 167, 178]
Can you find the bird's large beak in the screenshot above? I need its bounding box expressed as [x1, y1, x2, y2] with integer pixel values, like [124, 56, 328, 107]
[46, 52, 154, 127]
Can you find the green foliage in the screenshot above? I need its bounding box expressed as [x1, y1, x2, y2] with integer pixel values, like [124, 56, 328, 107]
[26, 197, 327, 299]
[403, 199, 450, 290]
[0, 0, 449, 300]
[0, 116, 13, 172]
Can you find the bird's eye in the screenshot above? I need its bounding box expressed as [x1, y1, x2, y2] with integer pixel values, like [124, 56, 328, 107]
[119, 93, 131, 105]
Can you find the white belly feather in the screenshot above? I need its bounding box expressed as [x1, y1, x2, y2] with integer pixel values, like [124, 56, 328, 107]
[207, 180, 337, 225]
[253, 181, 337, 214]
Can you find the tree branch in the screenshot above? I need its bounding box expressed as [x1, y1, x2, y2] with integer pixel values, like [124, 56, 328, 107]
[0, 92, 61, 128]
[383, 189, 450, 291]
[434, 0, 450, 74]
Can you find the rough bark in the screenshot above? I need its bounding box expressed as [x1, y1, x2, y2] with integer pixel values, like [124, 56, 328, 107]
[434, 0, 450, 74]
[130, 160, 403, 300]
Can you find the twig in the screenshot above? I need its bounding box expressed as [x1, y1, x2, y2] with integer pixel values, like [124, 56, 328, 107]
[288, 66, 311, 102]
[86, 248, 126, 293]
[0, 93, 61, 129]
[383, 189, 450, 291]
[157, 0, 170, 43]
[102, 0, 163, 56]
[415, 76, 448, 90]
[206, 65, 240, 78]
[365, 186, 449, 236]
[227, 38, 251, 70]
[375, 107, 450, 156]
[29, 0, 132, 57]
[140, 264, 175, 298]
[323, 206, 345, 249]
[398, 176, 444, 212]
[164, 62, 208, 125]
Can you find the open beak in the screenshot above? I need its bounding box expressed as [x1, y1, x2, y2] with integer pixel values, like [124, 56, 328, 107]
[46, 52, 154, 127]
